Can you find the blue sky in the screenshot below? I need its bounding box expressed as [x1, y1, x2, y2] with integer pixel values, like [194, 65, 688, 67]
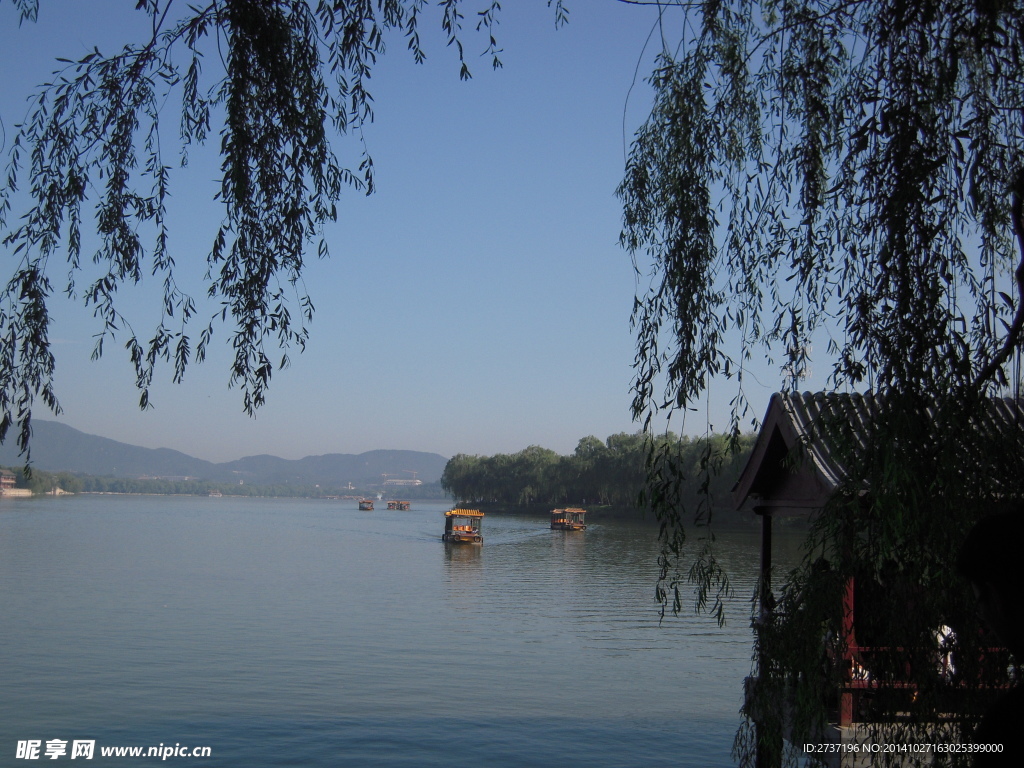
[0, 1, 789, 463]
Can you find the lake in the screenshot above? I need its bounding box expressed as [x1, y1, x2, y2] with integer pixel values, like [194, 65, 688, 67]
[0, 495, 805, 767]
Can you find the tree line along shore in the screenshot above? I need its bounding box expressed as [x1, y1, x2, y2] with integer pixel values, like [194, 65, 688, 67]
[0, 467, 447, 500]
[441, 431, 757, 525]
[2, 431, 758, 524]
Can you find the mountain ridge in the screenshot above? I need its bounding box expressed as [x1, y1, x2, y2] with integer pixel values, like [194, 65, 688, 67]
[0, 420, 448, 486]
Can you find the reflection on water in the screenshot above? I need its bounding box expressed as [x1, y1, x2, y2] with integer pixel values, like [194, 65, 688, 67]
[548, 528, 588, 559]
[442, 541, 484, 565]
[442, 539, 484, 591]
[0, 496, 807, 768]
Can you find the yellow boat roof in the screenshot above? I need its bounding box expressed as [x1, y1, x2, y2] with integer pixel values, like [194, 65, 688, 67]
[446, 509, 484, 517]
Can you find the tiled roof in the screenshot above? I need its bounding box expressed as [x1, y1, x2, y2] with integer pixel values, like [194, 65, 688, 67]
[733, 391, 1024, 512]
[773, 391, 875, 488]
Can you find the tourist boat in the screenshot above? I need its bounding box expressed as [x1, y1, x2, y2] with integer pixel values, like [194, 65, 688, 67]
[358, 499, 374, 511]
[386, 500, 411, 511]
[442, 508, 484, 544]
[550, 507, 587, 531]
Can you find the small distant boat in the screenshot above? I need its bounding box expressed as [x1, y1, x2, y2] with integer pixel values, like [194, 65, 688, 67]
[208, 490, 223, 498]
[443, 508, 484, 544]
[358, 499, 374, 511]
[550, 507, 587, 531]
[387, 500, 411, 511]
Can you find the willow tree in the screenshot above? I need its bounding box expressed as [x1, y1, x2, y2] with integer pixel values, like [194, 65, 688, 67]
[0, 0, 567, 459]
[618, 0, 1024, 765]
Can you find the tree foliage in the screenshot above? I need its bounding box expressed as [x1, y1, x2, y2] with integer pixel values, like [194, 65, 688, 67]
[0, 0, 567, 460]
[618, 0, 1024, 764]
[441, 430, 752, 515]
[3, 464, 83, 494]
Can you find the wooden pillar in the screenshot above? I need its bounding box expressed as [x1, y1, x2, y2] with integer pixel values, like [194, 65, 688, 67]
[760, 509, 773, 614]
[839, 576, 856, 726]
[754, 507, 781, 768]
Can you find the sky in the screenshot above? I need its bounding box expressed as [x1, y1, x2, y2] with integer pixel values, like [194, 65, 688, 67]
[0, 1, 794, 464]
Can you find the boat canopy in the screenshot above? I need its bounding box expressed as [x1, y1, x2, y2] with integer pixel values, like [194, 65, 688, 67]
[552, 507, 586, 519]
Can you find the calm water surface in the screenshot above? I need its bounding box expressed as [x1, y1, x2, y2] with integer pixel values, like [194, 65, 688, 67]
[0, 496, 804, 767]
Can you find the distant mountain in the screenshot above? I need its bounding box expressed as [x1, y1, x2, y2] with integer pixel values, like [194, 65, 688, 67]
[217, 450, 449, 486]
[0, 420, 448, 486]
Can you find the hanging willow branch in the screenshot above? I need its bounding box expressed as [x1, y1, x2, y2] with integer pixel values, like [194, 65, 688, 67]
[974, 168, 1024, 389]
[619, 1, 1024, 765]
[0, 0, 569, 460]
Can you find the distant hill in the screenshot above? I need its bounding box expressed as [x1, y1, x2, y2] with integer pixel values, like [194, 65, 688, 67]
[0, 420, 448, 486]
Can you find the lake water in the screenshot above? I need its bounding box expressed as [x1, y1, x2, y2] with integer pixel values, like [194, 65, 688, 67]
[0, 495, 805, 767]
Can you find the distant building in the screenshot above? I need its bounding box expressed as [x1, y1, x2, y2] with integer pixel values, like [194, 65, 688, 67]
[0, 469, 31, 497]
